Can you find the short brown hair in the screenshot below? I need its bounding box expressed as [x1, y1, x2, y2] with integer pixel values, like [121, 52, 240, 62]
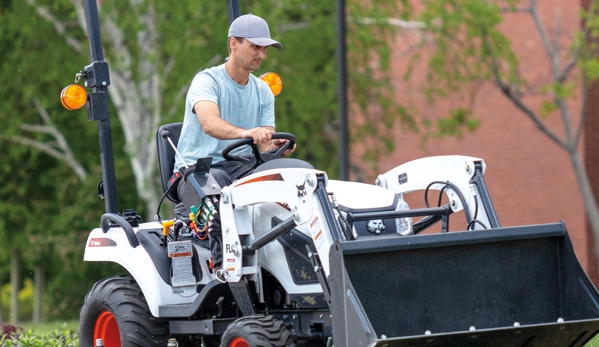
[228, 37, 245, 54]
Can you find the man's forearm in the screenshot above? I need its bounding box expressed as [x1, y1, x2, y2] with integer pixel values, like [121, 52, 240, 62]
[200, 113, 244, 140]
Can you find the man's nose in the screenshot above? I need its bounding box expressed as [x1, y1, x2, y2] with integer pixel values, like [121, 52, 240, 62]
[258, 48, 266, 58]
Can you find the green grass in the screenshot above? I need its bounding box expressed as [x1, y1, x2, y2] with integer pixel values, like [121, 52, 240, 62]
[7, 321, 599, 346]
[18, 320, 79, 335]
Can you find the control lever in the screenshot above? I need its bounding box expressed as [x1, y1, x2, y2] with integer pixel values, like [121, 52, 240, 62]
[162, 130, 189, 169]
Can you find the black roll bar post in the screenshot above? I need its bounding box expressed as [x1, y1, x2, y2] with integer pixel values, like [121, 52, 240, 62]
[82, 0, 119, 214]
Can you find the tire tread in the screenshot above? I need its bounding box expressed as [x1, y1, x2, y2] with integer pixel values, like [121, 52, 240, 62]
[79, 275, 169, 347]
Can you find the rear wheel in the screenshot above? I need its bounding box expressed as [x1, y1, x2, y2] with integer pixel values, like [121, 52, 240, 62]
[79, 274, 169, 347]
[220, 315, 295, 347]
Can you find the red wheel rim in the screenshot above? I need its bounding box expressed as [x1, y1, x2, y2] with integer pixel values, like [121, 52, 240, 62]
[93, 310, 121, 347]
[229, 337, 250, 347]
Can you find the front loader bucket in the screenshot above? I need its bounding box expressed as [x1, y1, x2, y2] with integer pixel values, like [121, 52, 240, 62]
[328, 222, 599, 346]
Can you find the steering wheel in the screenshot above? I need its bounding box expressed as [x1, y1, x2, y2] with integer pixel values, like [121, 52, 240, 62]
[222, 132, 296, 169]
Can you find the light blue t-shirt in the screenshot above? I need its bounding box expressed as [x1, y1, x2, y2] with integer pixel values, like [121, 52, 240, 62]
[175, 63, 276, 170]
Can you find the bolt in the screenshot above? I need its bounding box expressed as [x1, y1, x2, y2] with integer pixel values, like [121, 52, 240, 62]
[293, 315, 297, 320]
[451, 200, 456, 207]
[375, 177, 381, 186]
[211, 184, 216, 189]
[308, 252, 313, 258]
[465, 163, 470, 172]
[513, 322, 520, 327]
[85, 81, 88, 87]
[314, 265, 320, 272]
[557, 317, 564, 323]
[102, 81, 107, 86]
[424, 330, 431, 335]
[320, 314, 323, 318]
[380, 335, 387, 339]
[469, 326, 476, 331]
[306, 173, 313, 186]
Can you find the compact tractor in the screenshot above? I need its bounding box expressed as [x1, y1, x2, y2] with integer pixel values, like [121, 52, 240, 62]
[60, 0, 599, 346]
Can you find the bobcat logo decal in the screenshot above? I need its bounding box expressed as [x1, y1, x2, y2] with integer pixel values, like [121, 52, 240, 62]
[366, 219, 387, 235]
[296, 183, 307, 203]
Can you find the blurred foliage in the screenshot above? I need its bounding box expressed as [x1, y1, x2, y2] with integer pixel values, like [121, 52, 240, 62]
[0, 325, 78, 347]
[1, 279, 33, 321]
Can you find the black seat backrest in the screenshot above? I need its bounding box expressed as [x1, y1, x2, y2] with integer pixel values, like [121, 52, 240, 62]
[156, 122, 183, 203]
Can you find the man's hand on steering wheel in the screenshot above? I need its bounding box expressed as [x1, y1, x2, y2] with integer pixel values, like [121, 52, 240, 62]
[272, 138, 296, 157]
[240, 127, 273, 145]
[222, 132, 297, 169]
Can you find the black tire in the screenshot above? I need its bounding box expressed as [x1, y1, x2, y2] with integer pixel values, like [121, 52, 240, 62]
[220, 315, 295, 347]
[79, 274, 169, 347]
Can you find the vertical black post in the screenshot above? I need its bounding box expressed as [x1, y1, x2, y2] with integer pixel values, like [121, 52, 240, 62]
[83, 0, 119, 214]
[226, 0, 240, 24]
[471, 163, 500, 228]
[336, 0, 349, 180]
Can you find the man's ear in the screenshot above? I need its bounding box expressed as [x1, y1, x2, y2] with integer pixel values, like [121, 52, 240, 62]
[229, 37, 238, 51]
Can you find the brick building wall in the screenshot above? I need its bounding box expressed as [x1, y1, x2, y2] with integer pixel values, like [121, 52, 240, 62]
[350, 0, 598, 281]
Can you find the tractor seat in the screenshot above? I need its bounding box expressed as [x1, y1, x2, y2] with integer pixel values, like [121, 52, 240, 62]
[156, 122, 183, 203]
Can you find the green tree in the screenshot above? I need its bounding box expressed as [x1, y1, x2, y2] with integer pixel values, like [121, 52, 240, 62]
[0, 0, 139, 321]
[0, 0, 409, 320]
[25, 0, 408, 208]
[401, 0, 599, 253]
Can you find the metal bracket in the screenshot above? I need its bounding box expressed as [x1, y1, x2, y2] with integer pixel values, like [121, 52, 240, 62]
[307, 245, 332, 306]
[228, 278, 256, 316]
[82, 61, 110, 88]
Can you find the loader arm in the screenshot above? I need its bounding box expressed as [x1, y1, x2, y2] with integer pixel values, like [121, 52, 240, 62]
[376, 155, 498, 230]
[219, 168, 340, 283]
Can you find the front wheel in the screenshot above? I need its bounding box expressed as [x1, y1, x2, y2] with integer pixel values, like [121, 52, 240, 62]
[220, 315, 295, 347]
[79, 274, 169, 347]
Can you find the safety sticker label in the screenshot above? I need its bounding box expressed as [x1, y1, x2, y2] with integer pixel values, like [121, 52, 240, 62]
[171, 257, 195, 287]
[168, 241, 193, 258]
[309, 217, 325, 249]
[227, 258, 236, 272]
[168, 241, 195, 287]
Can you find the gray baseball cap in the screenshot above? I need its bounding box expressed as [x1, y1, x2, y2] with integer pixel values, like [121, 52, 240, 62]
[228, 14, 283, 49]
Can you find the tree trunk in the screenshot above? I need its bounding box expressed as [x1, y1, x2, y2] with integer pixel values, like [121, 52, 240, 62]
[33, 265, 43, 324]
[584, 78, 599, 286]
[568, 148, 599, 259]
[10, 249, 20, 324]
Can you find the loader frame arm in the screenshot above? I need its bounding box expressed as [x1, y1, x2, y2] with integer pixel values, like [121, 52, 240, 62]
[376, 155, 500, 230]
[219, 168, 341, 283]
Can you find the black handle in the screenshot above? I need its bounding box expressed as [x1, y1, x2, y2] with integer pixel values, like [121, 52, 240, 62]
[100, 213, 139, 248]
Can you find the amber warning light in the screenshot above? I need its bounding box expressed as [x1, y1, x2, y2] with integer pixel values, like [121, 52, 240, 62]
[60, 84, 87, 110]
[259, 72, 283, 97]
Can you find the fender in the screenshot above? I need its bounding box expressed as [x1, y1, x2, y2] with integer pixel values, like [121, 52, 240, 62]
[83, 222, 200, 317]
